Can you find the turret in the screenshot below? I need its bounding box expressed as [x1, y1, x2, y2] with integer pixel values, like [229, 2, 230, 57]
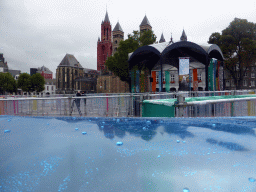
[112, 21, 124, 54]
[140, 15, 152, 32]
[180, 29, 187, 41]
[159, 33, 165, 43]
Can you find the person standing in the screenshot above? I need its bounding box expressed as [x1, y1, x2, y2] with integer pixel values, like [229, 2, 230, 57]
[70, 90, 82, 116]
[82, 91, 87, 116]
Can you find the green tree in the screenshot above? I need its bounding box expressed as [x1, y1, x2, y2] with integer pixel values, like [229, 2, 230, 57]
[0, 72, 17, 94]
[30, 73, 45, 93]
[208, 18, 256, 89]
[105, 30, 157, 83]
[18, 73, 31, 93]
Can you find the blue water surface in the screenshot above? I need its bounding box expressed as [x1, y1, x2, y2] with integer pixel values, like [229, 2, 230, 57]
[1, 115, 256, 191]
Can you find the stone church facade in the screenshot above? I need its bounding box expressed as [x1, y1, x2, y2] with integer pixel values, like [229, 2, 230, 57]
[56, 54, 98, 94]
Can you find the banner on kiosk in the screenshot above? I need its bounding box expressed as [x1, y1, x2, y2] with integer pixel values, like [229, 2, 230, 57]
[179, 57, 190, 91]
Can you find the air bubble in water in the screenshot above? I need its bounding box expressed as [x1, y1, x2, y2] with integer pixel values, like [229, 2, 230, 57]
[116, 141, 123, 146]
[177, 140, 180, 143]
[183, 188, 190, 192]
[143, 127, 147, 130]
[75, 128, 78, 131]
[212, 124, 216, 127]
[8, 119, 11, 122]
[101, 126, 104, 129]
[102, 121, 105, 124]
[117, 119, 120, 123]
[249, 177, 255, 182]
[4, 130, 11, 133]
[82, 132, 87, 135]
[146, 120, 151, 124]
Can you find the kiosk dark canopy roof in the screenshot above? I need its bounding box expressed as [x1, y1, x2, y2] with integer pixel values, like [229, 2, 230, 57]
[128, 41, 224, 70]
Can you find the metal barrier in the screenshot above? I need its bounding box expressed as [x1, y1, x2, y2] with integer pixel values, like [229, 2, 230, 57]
[174, 95, 256, 118]
[0, 90, 255, 117]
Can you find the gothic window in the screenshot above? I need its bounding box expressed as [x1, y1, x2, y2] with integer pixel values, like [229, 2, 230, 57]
[251, 81, 255, 87]
[243, 80, 247, 86]
[115, 40, 117, 44]
[102, 46, 105, 54]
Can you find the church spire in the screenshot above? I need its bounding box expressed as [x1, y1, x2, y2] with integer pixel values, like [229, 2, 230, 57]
[159, 33, 165, 43]
[180, 29, 187, 41]
[140, 15, 152, 32]
[140, 15, 151, 27]
[104, 10, 110, 23]
[113, 21, 123, 32]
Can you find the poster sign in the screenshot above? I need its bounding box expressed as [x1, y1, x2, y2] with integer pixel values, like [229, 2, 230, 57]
[179, 57, 190, 91]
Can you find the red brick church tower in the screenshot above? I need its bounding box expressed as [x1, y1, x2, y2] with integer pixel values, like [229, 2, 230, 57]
[97, 11, 112, 71]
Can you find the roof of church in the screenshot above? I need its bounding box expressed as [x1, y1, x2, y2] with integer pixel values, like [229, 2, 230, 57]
[159, 33, 165, 43]
[180, 29, 187, 41]
[58, 54, 83, 68]
[104, 11, 110, 23]
[113, 21, 123, 32]
[140, 15, 151, 27]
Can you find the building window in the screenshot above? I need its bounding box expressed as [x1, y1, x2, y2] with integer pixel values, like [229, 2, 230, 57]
[198, 74, 202, 82]
[252, 73, 255, 78]
[104, 80, 106, 90]
[237, 73, 240, 78]
[156, 72, 159, 83]
[243, 80, 247, 86]
[251, 81, 255, 87]
[47, 86, 49, 91]
[162, 72, 165, 82]
[170, 74, 175, 82]
[231, 79, 235, 87]
[244, 72, 248, 77]
[52, 86, 53, 91]
[115, 40, 117, 44]
[226, 80, 230, 87]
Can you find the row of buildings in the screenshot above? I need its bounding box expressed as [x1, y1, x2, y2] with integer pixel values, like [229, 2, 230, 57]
[1, 12, 256, 95]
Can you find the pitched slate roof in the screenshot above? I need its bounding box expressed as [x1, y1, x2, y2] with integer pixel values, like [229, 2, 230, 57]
[58, 54, 83, 68]
[104, 11, 110, 23]
[140, 15, 151, 27]
[113, 21, 123, 32]
[159, 33, 166, 43]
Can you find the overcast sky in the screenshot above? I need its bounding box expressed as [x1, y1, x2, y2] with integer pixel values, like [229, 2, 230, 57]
[1, 0, 256, 78]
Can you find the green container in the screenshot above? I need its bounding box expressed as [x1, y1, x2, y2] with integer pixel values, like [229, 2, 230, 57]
[142, 94, 256, 117]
